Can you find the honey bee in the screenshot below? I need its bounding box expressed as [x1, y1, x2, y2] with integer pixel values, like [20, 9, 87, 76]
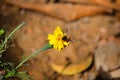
[62, 35, 70, 42]
[62, 28, 74, 42]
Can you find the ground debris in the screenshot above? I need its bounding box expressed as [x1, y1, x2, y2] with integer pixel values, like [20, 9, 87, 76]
[5, 0, 110, 21]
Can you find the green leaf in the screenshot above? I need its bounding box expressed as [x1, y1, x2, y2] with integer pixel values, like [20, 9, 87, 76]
[15, 71, 31, 80]
[4, 69, 16, 78]
[0, 29, 5, 36]
[0, 75, 4, 80]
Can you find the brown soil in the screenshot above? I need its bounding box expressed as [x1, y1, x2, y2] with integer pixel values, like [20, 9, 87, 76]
[1, 0, 120, 80]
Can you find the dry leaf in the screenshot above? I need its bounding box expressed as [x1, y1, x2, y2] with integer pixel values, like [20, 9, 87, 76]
[50, 54, 93, 75]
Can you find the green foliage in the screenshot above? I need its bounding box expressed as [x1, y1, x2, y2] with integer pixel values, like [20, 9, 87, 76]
[0, 22, 31, 80]
[0, 29, 5, 57]
[2, 63, 30, 80]
[3, 63, 16, 79]
[0, 29, 5, 36]
[15, 71, 31, 80]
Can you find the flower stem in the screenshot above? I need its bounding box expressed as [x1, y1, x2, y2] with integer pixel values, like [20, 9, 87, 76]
[15, 43, 52, 69]
[0, 22, 25, 54]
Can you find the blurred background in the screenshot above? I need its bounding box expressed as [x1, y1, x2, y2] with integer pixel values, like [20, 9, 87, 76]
[0, 0, 120, 80]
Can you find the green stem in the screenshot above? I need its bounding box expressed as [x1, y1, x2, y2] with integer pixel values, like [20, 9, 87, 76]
[15, 43, 52, 69]
[0, 22, 25, 51]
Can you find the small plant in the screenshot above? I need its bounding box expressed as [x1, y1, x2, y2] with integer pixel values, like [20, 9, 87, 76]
[0, 22, 30, 80]
[0, 23, 70, 80]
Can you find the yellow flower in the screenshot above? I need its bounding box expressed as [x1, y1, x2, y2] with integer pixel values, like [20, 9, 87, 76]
[47, 26, 69, 51]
